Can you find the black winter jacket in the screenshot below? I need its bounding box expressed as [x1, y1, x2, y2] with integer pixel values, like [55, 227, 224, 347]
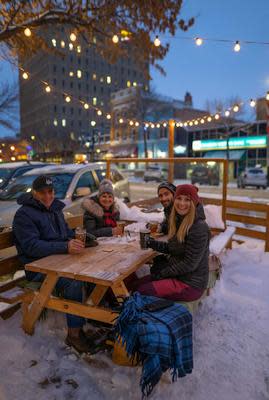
[148, 203, 210, 290]
[82, 196, 120, 237]
[160, 203, 173, 234]
[12, 193, 74, 266]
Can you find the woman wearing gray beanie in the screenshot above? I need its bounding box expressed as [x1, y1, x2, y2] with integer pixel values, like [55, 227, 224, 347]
[82, 179, 122, 237]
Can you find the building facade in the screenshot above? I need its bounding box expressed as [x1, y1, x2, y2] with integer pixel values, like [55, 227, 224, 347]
[19, 26, 149, 161]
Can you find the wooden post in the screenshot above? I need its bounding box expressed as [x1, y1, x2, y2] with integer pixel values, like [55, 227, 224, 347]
[106, 160, 111, 179]
[168, 120, 175, 182]
[265, 205, 269, 252]
[222, 159, 228, 225]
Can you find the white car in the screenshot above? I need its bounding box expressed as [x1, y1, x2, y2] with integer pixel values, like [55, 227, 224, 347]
[144, 166, 163, 182]
[0, 162, 130, 228]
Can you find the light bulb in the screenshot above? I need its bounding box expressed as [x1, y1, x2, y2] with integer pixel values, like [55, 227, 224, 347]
[163, 122, 167, 127]
[112, 35, 119, 44]
[24, 28, 32, 37]
[45, 85, 51, 93]
[234, 41, 241, 52]
[151, 123, 155, 128]
[135, 122, 139, 127]
[22, 72, 29, 79]
[65, 96, 71, 103]
[225, 110, 230, 117]
[207, 116, 212, 122]
[214, 113, 220, 120]
[84, 103, 89, 109]
[97, 110, 102, 116]
[129, 120, 134, 126]
[106, 114, 111, 119]
[154, 36, 161, 47]
[195, 37, 203, 46]
[70, 33, 77, 42]
[145, 123, 149, 128]
[200, 119, 205, 124]
[189, 121, 193, 126]
[156, 123, 160, 128]
[250, 99, 256, 108]
[119, 118, 124, 123]
[233, 105, 239, 112]
[91, 120, 96, 126]
[194, 120, 199, 125]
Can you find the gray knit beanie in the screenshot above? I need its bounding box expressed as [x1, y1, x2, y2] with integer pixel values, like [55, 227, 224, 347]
[98, 179, 114, 197]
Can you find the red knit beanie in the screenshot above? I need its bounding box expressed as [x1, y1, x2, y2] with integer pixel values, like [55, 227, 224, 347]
[174, 184, 200, 205]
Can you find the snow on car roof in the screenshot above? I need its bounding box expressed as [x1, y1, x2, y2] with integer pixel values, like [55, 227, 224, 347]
[0, 161, 46, 169]
[23, 162, 107, 176]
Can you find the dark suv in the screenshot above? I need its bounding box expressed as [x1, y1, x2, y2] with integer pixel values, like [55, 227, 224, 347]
[191, 165, 219, 186]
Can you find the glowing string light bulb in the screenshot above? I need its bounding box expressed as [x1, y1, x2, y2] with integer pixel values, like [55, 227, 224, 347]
[195, 37, 203, 46]
[112, 35, 119, 44]
[119, 118, 124, 123]
[225, 110, 230, 117]
[154, 36, 161, 47]
[65, 96, 71, 103]
[106, 114, 111, 120]
[22, 72, 29, 79]
[207, 116, 212, 122]
[214, 113, 220, 120]
[135, 122, 139, 127]
[250, 99, 256, 107]
[84, 103, 89, 109]
[163, 122, 167, 127]
[45, 85, 51, 93]
[129, 120, 134, 126]
[233, 104, 239, 112]
[234, 41, 241, 52]
[70, 33, 77, 42]
[97, 110, 102, 116]
[24, 28, 32, 37]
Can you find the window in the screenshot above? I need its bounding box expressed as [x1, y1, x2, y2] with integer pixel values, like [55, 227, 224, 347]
[78, 109, 81, 115]
[62, 80, 65, 88]
[78, 83, 81, 90]
[92, 73, 97, 80]
[62, 106, 66, 113]
[77, 45, 81, 53]
[107, 76, 111, 84]
[69, 71, 74, 77]
[62, 119, 66, 127]
[93, 97, 97, 105]
[77, 70, 82, 78]
[54, 105, 57, 112]
[127, 81, 131, 87]
[70, 82, 73, 89]
[71, 108, 74, 115]
[52, 38, 57, 47]
[100, 77, 104, 83]
[53, 119, 58, 126]
[75, 171, 98, 193]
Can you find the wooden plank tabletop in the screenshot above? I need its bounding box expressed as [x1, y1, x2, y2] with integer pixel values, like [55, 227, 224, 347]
[25, 241, 155, 286]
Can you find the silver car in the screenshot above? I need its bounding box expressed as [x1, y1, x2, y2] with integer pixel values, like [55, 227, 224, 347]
[237, 168, 267, 189]
[0, 162, 130, 227]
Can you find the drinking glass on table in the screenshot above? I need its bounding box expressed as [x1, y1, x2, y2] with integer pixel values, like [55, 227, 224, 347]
[75, 227, 86, 247]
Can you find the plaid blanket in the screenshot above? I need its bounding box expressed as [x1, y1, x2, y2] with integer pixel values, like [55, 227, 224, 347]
[114, 292, 193, 398]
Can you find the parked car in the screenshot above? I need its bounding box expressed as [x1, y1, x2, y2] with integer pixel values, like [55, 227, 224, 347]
[237, 168, 267, 189]
[0, 162, 130, 227]
[144, 165, 163, 182]
[0, 161, 48, 192]
[191, 165, 219, 186]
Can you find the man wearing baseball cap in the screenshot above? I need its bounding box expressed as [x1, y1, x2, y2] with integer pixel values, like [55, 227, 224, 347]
[157, 181, 176, 234]
[13, 175, 94, 353]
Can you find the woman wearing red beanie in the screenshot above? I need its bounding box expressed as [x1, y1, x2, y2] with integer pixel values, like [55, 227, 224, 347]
[136, 184, 210, 302]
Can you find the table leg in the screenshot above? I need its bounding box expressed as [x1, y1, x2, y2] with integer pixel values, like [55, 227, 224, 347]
[86, 285, 108, 306]
[22, 272, 58, 335]
[111, 281, 129, 302]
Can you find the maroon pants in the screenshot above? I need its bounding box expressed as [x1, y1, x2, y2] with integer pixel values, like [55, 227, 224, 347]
[132, 275, 203, 302]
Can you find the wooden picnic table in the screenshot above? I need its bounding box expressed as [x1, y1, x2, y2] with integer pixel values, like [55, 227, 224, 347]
[22, 240, 155, 335]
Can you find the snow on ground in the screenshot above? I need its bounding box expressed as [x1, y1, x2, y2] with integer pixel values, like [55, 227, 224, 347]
[1, 240, 269, 400]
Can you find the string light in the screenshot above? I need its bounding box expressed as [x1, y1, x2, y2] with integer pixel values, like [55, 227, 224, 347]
[151, 123, 155, 128]
[234, 41, 241, 52]
[250, 99, 256, 107]
[163, 122, 167, 127]
[84, 103, 89, 109]
[70, 33, 77, 42]
[22, 72, 29, 79]
[175, 122, 180, 127]
[129, 120, 134, 126]
[195, 37, 203, 46]
[106, 114, 111, 119]
[97, 110, 102, 116]
[156, 123, 160, 128]
[225, 110, 230, 117]
[233, 104, 239, 112]
[214, 113, 220, 120]
[200, 119, 205, 124]
[184, 122, 188, 127]
[91, 120, 96, 126]
[24, 28, 32, 37]
[266, 91, 269, 101]
[65, 95, 71, 103]
[194, 120, 198, 125]
[119, 118, 124, 123]
[112, 35, 119, 44]
[145, 123, 149, 128]
[45, 85, 51, 93]
[207, 116, 212, 122]
[154, 36, 161, 47]
[135, 122, 139, 127]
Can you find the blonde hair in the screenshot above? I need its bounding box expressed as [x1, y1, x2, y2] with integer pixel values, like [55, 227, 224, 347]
[168, 201, 196, 243]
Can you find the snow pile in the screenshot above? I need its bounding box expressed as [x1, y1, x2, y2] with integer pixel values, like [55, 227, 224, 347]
[116, 198, 163, 223]
[204, 205, 225, 230]
[1, 240, 269, 400]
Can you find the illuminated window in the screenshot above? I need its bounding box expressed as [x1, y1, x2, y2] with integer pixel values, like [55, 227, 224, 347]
[62, 119, 66, 127]
[107, 76, 111, 84]
[133, 82, 137, 87]
[51, 38, 57, 47]
[93, 36, 97, 44]
[127, 81, 131, 87]
[60, 40, 65, 48]
[92, 97, 97, 105]
[69, 43, 74, 50]
[77, 70, 82, 78]
[69, 71, 74, 77]
[77, 45, 81, 53]
[53, 119, 58, 126]
[100, 77, 104, 83]
[92, 73, 97, 80]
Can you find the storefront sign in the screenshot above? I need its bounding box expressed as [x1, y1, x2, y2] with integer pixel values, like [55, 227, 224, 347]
[192, 135, 267, 151]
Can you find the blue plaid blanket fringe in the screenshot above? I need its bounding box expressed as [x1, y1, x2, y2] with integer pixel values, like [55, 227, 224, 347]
[114, 292, 193, 398]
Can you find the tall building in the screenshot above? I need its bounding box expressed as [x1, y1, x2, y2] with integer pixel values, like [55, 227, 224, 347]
[19, 26, 149, 160]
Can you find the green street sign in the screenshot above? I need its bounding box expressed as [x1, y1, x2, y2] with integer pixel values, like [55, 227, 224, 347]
[192, 135, 267, 151]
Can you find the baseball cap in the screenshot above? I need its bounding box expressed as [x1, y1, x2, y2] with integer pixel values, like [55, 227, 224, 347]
[32, 175, 54, 191]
